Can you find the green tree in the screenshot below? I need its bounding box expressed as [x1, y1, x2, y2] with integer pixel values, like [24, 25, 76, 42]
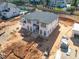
[67, 0, 78, 15]
[11, 0, 25, 5]
[46, 0, 50, 6]
[72, 0, 78, 6]
[66, 6, 75, 15]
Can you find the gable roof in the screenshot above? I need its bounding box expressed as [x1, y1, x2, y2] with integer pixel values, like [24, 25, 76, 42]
[24, 11, 58, 24]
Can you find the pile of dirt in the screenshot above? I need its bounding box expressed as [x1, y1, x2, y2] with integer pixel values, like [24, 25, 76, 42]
[1, 40, 42, 59]
[59, 17, 74, 26]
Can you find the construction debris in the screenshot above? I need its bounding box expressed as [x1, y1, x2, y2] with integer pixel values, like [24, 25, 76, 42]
[1, 39, 42, 59]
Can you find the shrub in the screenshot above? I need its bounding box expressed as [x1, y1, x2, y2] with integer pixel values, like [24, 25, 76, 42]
[11, 0, 25, 5]
[66, 6, 75, 11]
[20, 6, 27, 11]
[53, 8, 64, 13]
[66, 6, 75, 14]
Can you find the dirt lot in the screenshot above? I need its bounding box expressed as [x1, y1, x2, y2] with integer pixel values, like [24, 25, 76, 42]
[0, 16, 21, 44]
[1, 33, 43, 59]
[0, 17, 78, 59]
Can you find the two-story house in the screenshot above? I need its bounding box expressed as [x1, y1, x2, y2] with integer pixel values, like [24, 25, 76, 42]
[21, 11, 58, 37]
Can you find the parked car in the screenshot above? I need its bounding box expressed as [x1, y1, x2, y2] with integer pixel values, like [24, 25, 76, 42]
[60, 36, 69, 52]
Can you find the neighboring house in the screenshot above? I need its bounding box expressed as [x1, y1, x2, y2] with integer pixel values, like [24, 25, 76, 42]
[29, 0, 41, 4]
[21, 11, 58, 37]
[49, 0, 67, 7]
[65, 0, 72, 4]
[49, 0, 73, 7]
[72, 23, 79, 37]
[0, 2, 20, 19]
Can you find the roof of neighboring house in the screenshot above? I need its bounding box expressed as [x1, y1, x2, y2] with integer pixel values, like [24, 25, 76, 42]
[0, 2, 16, 7]
[0, 2, 20, 12]
[0, 2, 19, 11]
[49, 0, 66, 6]
[24, 11, 58, 24]
[72, 23, 79, 31]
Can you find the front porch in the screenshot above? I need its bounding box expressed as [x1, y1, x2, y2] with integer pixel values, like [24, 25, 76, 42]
[32, 23, 39, 34]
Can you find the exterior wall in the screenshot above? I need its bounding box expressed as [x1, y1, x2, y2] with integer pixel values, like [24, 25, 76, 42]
[73, 30, 79, 36]
[22, 20, 48, 37]
[39, 23, 47, 37]
[46, 18, 58, 36]
[22, 18, 32, 31]
[22, 18, 58, 37]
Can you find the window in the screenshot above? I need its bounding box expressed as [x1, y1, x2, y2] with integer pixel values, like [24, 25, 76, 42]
[40, 30, 42, 34]
[44, 31, 46, 36]
[30, 27, 32, 31]
[23, 20, 26, 23]
[48, 31, 49, 34]
[41, 23, 46, 28]
[27, 26, 29, 30]
[33, 30, 35, 33]
[37, 21, 39, 24]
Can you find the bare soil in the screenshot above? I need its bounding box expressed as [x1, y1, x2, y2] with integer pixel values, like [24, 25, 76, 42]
[0, 17, 76, 59]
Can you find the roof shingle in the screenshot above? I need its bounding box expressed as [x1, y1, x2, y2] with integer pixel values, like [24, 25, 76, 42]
[24, 11, 58, 24]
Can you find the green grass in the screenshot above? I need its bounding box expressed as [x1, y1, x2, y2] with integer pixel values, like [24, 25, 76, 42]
[53, 8, 64, 12]
[11, 0, 25, 5]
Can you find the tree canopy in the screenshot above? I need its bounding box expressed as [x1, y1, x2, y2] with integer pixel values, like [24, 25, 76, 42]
[11, 0, 25, 5]
[72, 0, 78, 6]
